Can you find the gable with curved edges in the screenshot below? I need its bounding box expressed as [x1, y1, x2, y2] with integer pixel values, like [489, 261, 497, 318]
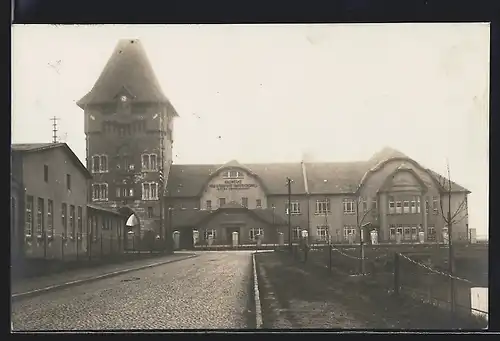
[360, 159, 441, 198]
[200, 168, 268, 209]
[380, 169, 426, 193]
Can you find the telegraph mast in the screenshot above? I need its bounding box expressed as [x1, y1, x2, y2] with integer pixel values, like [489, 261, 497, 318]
[50, 116, 60, 143]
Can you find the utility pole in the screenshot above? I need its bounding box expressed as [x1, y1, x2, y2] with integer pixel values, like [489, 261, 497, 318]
[50, 116, 60, 143]
[286, 177, 292, 251]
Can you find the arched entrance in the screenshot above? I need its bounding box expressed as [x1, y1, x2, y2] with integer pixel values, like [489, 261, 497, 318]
[119, 206, 140, 250]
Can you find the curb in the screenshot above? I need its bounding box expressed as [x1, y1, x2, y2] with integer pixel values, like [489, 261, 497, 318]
[252, 252, 263, 329]
[11, 254, 199, 302]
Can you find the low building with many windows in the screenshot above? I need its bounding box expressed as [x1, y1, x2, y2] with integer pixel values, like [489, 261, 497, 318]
[11, 143, 93, 260]
[164, 148, 470, 247]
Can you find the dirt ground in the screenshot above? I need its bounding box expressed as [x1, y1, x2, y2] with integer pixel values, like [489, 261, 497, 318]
[255, 251, 486, 330]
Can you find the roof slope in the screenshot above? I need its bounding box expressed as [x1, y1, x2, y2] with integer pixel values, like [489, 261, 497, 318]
[77, 39, 172, 108]
[12, 143, 92, 179]
[165, 147, 470, 197]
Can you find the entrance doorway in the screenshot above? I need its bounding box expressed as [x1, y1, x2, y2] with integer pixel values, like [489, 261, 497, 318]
[179, 228, 194, 250]
[226, 227, 240, 246]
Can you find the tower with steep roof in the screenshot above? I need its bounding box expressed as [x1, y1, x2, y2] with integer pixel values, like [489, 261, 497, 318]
[77, 39, 178, 237]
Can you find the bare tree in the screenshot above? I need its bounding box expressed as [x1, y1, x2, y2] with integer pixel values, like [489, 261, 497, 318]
[353, 191, 374, 275]
[434, 161, 469, 315]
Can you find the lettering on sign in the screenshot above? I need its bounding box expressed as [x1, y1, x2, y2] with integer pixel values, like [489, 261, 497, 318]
[209, 179, 258, 191]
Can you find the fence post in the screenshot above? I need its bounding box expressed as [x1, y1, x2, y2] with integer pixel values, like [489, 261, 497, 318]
[394, 253, 400, 296]
[328, 245, 332, 271]
[100, 235, 103, 258]
[110, 234, 113, 255]
[61, 234, 65, 261]
[76, 233, 79, 261]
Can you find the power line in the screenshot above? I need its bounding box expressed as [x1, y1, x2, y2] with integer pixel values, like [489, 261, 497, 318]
[50, 116, 60, 143]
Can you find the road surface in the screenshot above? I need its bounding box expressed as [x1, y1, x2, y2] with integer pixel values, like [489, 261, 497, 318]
[12, 251, 254, 331]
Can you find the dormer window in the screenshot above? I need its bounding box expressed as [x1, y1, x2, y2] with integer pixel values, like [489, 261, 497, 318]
[120, 95, 128, 102]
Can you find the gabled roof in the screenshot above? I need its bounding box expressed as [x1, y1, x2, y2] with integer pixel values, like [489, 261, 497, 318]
[11, 143, 92, 179]
[77, 39, 176, 111]
[165, 147, 470, 197]
[166, 162, 307, 197]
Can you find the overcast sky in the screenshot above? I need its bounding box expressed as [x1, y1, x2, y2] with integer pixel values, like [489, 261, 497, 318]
[12, 24, 489, 237]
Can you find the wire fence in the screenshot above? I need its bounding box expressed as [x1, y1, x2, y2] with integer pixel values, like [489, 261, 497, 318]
[293, 243, 488, 322]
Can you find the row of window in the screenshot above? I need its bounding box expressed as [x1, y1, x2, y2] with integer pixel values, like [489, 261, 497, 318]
[92, 154, 159, 173]
[388, 196, 440, 215]
[25, 196, 82, 239]
[222, 170, 244, 179]
[42, 165, 72, 190]
[388, 224, 441, 241]
[200, 228, 264, 241]
[92, 182, 159, 201]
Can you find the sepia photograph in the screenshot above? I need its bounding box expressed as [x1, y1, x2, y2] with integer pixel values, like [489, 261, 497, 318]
[10, 23, 489, 331]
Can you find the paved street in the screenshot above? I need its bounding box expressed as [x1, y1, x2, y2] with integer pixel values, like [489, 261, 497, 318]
[12, 251, 254, 331]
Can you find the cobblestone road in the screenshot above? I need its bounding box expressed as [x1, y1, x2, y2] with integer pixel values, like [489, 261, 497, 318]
[12, 251, 254, 331]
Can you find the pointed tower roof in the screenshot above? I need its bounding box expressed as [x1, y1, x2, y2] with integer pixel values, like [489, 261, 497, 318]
[77, 39, 174, 109]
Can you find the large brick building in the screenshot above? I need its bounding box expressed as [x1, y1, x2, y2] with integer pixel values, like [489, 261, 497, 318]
[73, 38, 470, 249]
[164, 148, 470, 247]
[77, 39, 177, 238]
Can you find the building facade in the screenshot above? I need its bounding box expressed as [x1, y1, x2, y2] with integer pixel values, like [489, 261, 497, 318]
[164, 149, 470, 246]
[77, 39, 177, 238]
[11, 143, 92, 260]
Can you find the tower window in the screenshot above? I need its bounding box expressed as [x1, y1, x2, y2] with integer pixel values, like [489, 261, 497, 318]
[142, 153, 158, 171]
[92, 155, 108, 173]
[92, 183, 108, 201]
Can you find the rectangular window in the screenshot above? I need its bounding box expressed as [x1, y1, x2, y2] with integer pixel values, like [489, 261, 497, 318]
[427, 225, 436, 241]
[389, 224, 396, 241]
[44, 165, 49, 182]
[411, 226, 418, 240]
[343, 199, 355, 214]
[432, 196, 438, 215]
[25, 196, 33, 236]
[249, 228, 264, 241]
[343, 225, 356, 240]
[404, 226, 411, 240]
[47, 199, 54, 237]
[218, 198, 226, 207]
[425, 198, 429, 214]
[417, 197, 421, 213]
[77, 206, 82, 235]
[395, 201, 402, 214]
[92, 155, 100, 173]
[142, 182, 158, 200]
[206, 200, 212, 210]
[141, 154, 158, 171]
[92, 183, 109, 201]
[129, 188, 134, 197]
[372, 197, 378, 210]
[316, 199, 330, 214]
[36, 198, 44, 237]
[293, 227, 301, 240]
[286, 200, 301, 214]
[242, 197, 248, 208]
[403, 200, 410, 214]
[362, 197, 368, 212]
[116, 187, 121, 198]
[396, 225, 403, 237]
[410, 198, 416, 213]
[388, 196, 395, 214]
[100, 155, 108, 172]
[66, 174, 71, 190]
[61, 203, 67, 237]
[256, 199, 262, 208]
[317, 225, 329, 241]
[69, 205, 75, 238]
[204, 229, 217, 240]
[147, 207, 154, 218]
